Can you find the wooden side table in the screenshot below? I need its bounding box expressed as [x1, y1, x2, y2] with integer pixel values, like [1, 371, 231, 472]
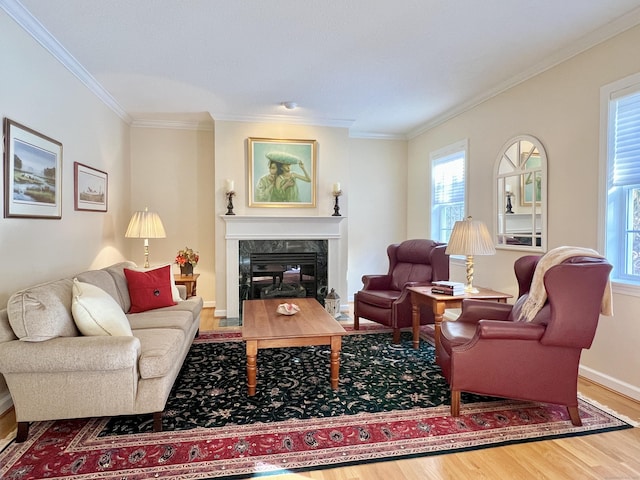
[174, 273, 200, 298]
[407, 286, 512, 353]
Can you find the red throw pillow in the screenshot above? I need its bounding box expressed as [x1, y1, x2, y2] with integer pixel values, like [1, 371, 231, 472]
[124, 265, 176, 313]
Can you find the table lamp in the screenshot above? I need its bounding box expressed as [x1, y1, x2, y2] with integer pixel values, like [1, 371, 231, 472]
[445, 216, 495, 293]
[125, 207, 166, 268]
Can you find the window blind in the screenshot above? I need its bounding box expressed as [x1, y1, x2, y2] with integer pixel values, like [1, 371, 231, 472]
[612, 90, 640, 187]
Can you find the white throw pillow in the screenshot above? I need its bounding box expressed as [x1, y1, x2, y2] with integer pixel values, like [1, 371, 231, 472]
[71, 278, 133, 336]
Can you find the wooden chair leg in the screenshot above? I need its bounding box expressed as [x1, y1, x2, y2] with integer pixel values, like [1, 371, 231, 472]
[353, 315, 360, 330]
[567, 405, 582, 426]
[153, 412, 163, 432]
[451, 390, 461, 417]
[392, 328, 401, 344]
[16, 422, 29, 443]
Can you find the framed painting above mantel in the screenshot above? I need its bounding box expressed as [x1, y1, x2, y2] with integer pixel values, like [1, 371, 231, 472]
[247, 137, 317, 208]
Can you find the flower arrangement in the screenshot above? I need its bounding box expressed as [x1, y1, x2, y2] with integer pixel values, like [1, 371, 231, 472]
[175, 247, 199, 266]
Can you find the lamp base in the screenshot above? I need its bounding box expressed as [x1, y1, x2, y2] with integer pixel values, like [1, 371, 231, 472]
[464, 255, 477, 294]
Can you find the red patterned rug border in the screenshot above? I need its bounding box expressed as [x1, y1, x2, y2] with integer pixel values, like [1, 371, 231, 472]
[0, 397, 631, 479]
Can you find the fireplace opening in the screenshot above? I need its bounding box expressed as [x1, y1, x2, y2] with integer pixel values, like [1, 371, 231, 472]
[249, 252, 317, 300]
[239, 240, 328, 314]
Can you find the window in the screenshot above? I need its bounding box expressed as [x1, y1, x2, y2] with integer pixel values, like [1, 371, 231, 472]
[601, 73, 640, 289]
[431, 140, 467, 243]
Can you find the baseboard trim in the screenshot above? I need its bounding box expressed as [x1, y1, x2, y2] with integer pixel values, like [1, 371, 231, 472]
[579, 365, 640, 402]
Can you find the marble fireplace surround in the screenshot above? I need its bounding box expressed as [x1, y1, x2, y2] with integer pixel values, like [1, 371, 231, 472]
[222, 215, 346, 318]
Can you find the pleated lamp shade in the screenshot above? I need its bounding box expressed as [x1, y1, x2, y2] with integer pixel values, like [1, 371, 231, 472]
[125, 208, 166, 267]
[445, 216, 495, 293]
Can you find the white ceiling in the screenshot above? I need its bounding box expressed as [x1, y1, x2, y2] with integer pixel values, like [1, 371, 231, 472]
[7, 0, 640, 138]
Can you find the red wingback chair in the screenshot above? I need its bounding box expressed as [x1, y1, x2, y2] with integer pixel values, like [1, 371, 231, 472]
[354, 239, 449, 343]
[436, 254, 612, 426]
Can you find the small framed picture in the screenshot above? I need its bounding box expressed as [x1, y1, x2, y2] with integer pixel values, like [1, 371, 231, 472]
[3, 118, 63, 219]
[247, 137, 317, 208]
[74, 162, 108, 212]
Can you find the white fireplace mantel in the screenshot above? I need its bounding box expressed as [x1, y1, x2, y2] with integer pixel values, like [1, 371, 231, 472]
[221, 215, 346, 318]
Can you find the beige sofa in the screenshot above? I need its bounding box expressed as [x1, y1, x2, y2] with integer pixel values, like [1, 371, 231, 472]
[0, 261, 203, 442]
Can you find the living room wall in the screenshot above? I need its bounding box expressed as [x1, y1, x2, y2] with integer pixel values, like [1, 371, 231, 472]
[408, 23, 640, 399]
[129, 121, 215, 306]
[0, 11, 131, 411]
[212, 121, 408, 315]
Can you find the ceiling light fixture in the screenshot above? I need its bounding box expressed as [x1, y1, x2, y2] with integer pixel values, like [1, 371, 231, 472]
[281, 101, 297, 110]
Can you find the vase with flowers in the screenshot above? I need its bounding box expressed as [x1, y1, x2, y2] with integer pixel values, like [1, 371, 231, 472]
[175, 247, 199, 276]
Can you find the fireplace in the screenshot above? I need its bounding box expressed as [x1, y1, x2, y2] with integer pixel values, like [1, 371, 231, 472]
[240, 242, 327, 313]
[221, 215, 345, 319]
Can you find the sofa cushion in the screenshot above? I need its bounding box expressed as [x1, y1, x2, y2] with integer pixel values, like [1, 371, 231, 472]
[134, 328, 185, 379]
[75, 269, 125, 310]
[127, 309, 194, 335]
[124, 265, 176, 313]
[71, 279, 132, 336]
[7, 278, 78, 342]
[102, 261, 138, 313]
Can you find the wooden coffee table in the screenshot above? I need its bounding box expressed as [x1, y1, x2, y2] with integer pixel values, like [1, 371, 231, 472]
[242, 297, 346, 396]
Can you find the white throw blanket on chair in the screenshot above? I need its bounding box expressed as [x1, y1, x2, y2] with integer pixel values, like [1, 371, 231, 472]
[519, 246, 613, 322]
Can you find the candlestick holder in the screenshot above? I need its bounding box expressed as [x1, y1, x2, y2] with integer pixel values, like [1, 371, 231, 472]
[505, 192, 514, 214]
[225, 191, 236, 215]
[332, 190, 342, 216]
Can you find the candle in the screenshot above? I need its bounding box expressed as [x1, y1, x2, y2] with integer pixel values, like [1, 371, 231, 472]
[333, 182, 341, 193]
[505, 184, 511, 193]
[226, 179, 234, 192]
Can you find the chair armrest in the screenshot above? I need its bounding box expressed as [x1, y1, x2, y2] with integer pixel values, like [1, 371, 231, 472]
[475, 320, 545, 340]
[0, 336, 141, 374]
[361, 274, 391, 290]
[456, 299, 513, 324]
[392, 281, 432, 303]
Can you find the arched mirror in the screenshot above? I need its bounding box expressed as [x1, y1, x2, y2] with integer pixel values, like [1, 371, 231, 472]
[494, 135, 547, 251]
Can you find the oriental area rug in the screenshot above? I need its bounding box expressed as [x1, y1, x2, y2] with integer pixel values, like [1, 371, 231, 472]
[0, 329, 633, 479]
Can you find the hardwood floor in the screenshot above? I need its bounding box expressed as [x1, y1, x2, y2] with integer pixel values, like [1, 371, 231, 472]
[202, 307, 640, 480]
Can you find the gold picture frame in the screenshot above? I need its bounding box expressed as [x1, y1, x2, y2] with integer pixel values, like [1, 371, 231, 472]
[247, 137, 317, 208]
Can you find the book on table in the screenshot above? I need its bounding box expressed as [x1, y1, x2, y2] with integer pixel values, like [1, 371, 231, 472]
[431, 281, 465, 295]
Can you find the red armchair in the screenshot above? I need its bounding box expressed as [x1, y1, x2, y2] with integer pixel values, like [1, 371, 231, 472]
[436, 253, 612, 426]
[354, 239, 449, 343]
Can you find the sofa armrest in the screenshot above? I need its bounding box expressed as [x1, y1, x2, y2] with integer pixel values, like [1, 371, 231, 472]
[0, 335, 141, 374]
[361, 274, 391, 290]
[176, 284, 188, 300]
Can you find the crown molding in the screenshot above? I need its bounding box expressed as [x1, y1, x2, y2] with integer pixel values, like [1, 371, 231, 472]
[5, 0, 640, 138]
[1, 0, 131, 123]
[212, 112, 354, 129]
[130, 118, 214, 131]
[348, 130, 407, 140]
[408, 6, 640, 139]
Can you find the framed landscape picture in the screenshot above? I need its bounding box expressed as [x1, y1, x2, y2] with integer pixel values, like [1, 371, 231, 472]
[3, 118, 63, 219]
[247, 137, 317, 208]
[74, 162, 108, 212]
